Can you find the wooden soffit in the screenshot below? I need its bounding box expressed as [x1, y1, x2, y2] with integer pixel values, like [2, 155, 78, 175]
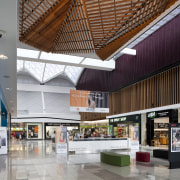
[19, 0, 178, 60]
[19, 0, 72, 52]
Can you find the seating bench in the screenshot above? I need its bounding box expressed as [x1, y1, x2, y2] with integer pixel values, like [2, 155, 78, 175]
[136, 152, 150, 162]
[153, 149, 168, 159]
[100, 152, 130, 166]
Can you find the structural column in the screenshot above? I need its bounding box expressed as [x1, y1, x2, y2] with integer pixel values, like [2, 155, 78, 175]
[178, 109, 180, 123]
[141, 113, 147, 145]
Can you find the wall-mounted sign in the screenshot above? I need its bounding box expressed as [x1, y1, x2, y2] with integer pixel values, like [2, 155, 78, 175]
[120, 117, 126, 121]
[70, 90, 109, 113]
[158, 112, 169, 117]
[147, 112, 157, 118]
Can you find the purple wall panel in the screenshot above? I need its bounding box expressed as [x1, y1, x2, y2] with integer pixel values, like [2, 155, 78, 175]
[77, 14, 180, 92]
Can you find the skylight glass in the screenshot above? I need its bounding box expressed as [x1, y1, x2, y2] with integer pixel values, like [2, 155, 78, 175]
[65, 66, 84, 84]
[43, 63, 65, 82]
[24, 61, 45, 82]
[40, 52, 83, 64]
[17, 60, 24, 72]
[82, 58, 115, 69]
[17, 48, 40, 58]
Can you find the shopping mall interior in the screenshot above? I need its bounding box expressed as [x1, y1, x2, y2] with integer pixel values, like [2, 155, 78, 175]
[0, 0, 180, 179]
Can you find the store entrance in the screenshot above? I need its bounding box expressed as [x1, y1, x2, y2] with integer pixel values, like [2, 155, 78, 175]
[153, 117, 169, 147]
[147, 109, 178, 146]
[115, 123, 139, 141]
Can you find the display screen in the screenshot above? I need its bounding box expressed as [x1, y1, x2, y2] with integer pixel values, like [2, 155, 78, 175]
[171, 128, 180, 152]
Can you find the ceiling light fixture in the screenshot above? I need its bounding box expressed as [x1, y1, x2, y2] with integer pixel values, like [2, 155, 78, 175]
[121, 48, 136, 56]
[0, 54, 8, 60]
[6, 88, 12, 91]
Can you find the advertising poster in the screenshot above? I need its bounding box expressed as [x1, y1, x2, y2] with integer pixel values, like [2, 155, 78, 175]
[28, 125, 39, 138]
[70, 90, 109, 113]
[129, 124, 139, 150]
[169, 124, 180, 169]
[171, 127, 180, 152]
[0, 127, 7, 155]
[56, 126, 67, 154]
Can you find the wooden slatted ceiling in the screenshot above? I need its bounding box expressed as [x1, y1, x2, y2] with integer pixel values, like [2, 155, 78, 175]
[84, 0, 169, 59]
[19, 0, 72, 52]
[52, 0, 95, 54]
[19, 0, 178, 60]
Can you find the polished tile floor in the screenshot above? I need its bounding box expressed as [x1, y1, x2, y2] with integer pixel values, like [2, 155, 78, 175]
[0, 140, 180, 180]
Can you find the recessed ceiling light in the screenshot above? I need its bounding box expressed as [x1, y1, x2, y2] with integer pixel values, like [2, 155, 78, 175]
[0, 54, 8, 60]
[6, 88, 12, 91]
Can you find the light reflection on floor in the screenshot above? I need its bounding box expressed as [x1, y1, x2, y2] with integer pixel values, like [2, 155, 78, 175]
[0, 140, 180, 180]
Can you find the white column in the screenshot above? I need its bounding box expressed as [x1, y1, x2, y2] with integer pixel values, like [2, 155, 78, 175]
[42, 122, 45, 140]
[178, 109, 180, 123]
[41, 91, 46, 113]
[141, 113, 147, 145]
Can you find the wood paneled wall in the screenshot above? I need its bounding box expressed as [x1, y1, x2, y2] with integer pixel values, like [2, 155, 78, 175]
[80, 65, 180, 121]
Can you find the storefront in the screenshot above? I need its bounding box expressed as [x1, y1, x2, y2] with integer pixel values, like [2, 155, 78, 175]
[109, 114, 141, 143]
[146, 109, 178, 146]
[44, 123, 79, 140]
[80, 120, 109, 138]
[27, 123, 43, 140]
[11, 122, 43, 140]
[11, 123, 26, 139]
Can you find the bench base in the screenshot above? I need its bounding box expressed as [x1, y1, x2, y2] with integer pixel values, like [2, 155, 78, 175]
[101, 152, 130, 166]
[136, 152, 150, 162]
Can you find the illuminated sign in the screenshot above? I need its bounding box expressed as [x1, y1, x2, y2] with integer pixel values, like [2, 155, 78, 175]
[148, 112, 157, 118]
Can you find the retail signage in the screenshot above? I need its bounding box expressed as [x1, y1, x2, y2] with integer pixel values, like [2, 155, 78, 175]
[154, 123, 169, 129]
[147, 112, 157, 118]
[56, 126, 67, 154]
[70, 90, 109, 113]
[0, 127, 7, 155]
[158, 112, 169, 117]
[169, 123, 180, 169]
[114, 117, 127, 123]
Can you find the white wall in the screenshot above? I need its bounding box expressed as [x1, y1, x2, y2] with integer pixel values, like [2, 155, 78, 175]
[17, 91, 43, 113]
[17, 75, 80, 121]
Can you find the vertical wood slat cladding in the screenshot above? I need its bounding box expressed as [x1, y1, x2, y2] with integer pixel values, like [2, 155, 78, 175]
[80, 66, 180, 121]
[110, 66, 180, 115]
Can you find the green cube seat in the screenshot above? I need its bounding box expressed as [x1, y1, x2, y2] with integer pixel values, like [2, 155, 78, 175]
[101, 152, 130, 166]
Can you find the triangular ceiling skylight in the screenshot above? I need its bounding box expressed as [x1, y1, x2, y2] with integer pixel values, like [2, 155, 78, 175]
[17, 60, 84, 85]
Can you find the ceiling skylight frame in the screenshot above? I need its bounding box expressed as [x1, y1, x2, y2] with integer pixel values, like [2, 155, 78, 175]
[17, 48, 40, 59]
[40, 52, 84, 64]
[42, 63, 65, 83]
